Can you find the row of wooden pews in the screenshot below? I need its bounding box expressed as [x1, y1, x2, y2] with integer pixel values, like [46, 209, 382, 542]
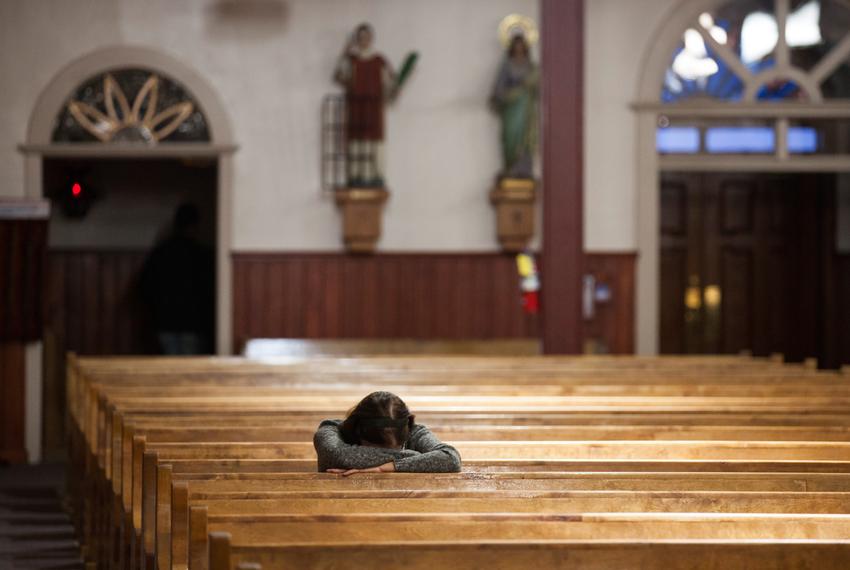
[66, 354, 850, 569]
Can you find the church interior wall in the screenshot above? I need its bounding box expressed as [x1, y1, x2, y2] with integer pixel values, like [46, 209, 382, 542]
[1, 0, 664, 256]
[583, 0, 673, 252]
[3, 0, 552, 252]
[0, 0, 649, 355]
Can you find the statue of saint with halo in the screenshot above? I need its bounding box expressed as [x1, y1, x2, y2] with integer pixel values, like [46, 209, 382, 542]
[490, 14, 539, 180]
[488, 15, 539, 253]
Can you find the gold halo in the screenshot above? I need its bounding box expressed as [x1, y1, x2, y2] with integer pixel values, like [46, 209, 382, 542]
[498, 14, 539, 48]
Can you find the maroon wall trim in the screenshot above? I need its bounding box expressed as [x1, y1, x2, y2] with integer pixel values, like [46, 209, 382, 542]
[232, 251, 635, 355]
[0, 342, 27, 464]
[232, 252, 539, 353]
[584, 252, 636, 354]
[46, 249, 153, 356]
[1, 220, 48, 342]
[541, 0, 584, 354]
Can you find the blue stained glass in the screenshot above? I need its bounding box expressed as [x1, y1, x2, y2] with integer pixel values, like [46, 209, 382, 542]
[657, 126, 822, 154]
[662, 18, 748, 103]
[705, 127, 775, 153]
[657, 127, 700, 153]
[788, 126, 818, 153]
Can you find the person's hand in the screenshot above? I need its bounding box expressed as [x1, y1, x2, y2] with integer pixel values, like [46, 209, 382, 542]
[326, 462, 396, 477]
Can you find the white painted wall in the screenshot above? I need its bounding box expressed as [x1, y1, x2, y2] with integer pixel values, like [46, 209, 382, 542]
[24, 342, 42, 463]
[0, 0, 121, 199]
[583, 0, 674, 251]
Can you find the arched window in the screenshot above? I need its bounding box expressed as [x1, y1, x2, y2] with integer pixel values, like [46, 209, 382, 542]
[51, 68, 210, 144]
[657, 0, 850, 157]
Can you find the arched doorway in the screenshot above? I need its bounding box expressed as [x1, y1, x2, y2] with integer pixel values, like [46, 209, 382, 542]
[634, 0, 850, 365]
[18, 45, 237, 458]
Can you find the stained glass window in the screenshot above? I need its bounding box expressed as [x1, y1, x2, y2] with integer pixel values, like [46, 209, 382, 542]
[658, 0, 850, 158]
[662, 0, 850, 103]
[51, 68, 210, 143]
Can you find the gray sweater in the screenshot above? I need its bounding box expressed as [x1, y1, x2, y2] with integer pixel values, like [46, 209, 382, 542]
[313, 419, 462, 473]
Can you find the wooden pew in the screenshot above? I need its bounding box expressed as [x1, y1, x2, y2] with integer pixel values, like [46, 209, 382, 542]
[192, 512, 850, 570]
[86, 430, 850, 560]
[106, 434, 850, 555]
[184, 491, 850, 570]
[78, 414, 850, 564]
[138, 440, 850, 462]
[62, 354, 850, 570]
[108, 434, 850, 570]
[193, 490, 850, 515]
[155, 470, 850, 570]
[88, 397, 850, 514]
[116, 423, 850, 442]
[208, 534, 850, 570]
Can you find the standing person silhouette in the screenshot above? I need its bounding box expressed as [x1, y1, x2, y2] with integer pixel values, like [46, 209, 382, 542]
[140, 203, 214, 355]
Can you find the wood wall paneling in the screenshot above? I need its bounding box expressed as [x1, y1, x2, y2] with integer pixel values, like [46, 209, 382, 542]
[231, 252, 636, 355]
[42, 249, 153, 457]
[1, 217, 47, 464]
[231, 253, 540, 353]
[0, 342, 27, 464]
[582, 253, 636, 354]
[0, 220, 48, 342]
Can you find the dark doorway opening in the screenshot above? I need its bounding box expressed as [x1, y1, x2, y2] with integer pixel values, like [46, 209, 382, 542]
[659, 171, 844, 368]
[40, 157, 217, 458]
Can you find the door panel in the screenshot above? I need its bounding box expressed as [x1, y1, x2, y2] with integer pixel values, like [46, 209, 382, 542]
[659, 249, 687, 354]
[719, 248, 752, 354]
[659, 172, 833, 360]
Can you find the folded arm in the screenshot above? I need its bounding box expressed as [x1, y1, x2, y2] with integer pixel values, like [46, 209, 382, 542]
[313, 419, 416, 472]
[394, 425, 462, 473]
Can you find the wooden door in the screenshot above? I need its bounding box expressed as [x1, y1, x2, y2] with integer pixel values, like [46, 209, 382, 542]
[660, 172, 834, 361]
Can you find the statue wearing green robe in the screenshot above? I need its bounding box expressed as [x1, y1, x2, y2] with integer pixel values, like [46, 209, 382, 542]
[491, 34, 539, 179]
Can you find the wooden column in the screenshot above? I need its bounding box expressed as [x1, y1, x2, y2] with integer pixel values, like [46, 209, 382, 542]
[541, 0, 584, 354]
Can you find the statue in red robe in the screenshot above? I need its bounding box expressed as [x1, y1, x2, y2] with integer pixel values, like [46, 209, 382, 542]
[334, 24, 397, 188]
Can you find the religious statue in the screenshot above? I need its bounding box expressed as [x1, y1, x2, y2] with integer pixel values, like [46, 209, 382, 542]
[334, 23, 417, 188]
[490, 18, 539, 180]
[488, 15, 539, 252]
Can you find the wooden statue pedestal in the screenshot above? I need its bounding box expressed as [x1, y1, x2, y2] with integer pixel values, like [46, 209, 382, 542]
[335, 187, 389, 253]
[490, 178, 536, 252]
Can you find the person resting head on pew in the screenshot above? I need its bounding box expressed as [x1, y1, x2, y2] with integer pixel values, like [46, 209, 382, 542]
[314, 391, 462, 476]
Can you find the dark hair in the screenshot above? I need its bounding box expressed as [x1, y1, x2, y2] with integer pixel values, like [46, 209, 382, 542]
[355, 23, 373, 37]
[340, 391, 414, 448]
[174, 202, 200, 231]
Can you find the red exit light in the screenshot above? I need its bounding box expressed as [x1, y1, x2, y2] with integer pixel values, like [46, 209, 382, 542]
[71, 182, 82, 197]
